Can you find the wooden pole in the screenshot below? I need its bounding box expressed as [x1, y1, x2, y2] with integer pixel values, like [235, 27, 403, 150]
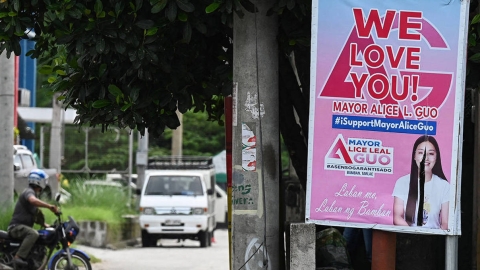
[372, 230, 396, 270]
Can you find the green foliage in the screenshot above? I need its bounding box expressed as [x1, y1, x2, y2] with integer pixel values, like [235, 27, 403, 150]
[56, 179, 135, 223]
[149, 109, 225, 156]
[0, 180, 132, 231]
[0, 207, 14, 231]
[467, 2, 480, 89]
[0, 0, 252, 138]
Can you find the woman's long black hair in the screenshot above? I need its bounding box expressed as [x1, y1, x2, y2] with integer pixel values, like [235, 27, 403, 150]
[404, 135, 447, 225]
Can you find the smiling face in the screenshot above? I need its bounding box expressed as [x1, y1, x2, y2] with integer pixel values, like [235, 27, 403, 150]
[414, 141, 437, 174]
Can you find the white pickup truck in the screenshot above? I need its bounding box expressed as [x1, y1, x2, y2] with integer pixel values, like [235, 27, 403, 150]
[13, 145, 59, 200]
[138, 156, 217, 248]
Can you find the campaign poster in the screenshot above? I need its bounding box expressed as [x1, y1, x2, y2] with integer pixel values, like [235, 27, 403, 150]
[306, 0, 469, 235]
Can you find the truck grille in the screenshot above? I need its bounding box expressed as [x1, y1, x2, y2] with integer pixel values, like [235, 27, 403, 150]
[154, 207, 192, 215]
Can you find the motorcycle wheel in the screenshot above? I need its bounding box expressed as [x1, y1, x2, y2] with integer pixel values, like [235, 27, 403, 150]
[50, 250, 92, 270]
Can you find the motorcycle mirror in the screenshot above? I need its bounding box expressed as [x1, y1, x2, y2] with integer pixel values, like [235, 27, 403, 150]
[55, 193, 62, 202]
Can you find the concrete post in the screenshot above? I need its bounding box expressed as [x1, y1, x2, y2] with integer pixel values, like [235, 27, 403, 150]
[232, 0, 281, 269]
[0, 54, 15, 209]
[49, 92, 63, 172]
[289, 223, 315, 269]
[171, 111, 183, 156]
[136, 130, 149, 191]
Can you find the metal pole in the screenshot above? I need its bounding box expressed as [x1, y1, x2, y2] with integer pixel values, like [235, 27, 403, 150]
[128, 130, 133, 207]
[446, 236, 458, 270]
[40, 125, 44, 168]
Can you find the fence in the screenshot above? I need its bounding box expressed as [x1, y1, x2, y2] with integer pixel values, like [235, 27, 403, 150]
[37, 125, 135, 176]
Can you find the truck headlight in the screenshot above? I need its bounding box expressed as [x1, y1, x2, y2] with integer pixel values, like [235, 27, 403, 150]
[141, 207, 155, 215]
[192, 208, 206, 215]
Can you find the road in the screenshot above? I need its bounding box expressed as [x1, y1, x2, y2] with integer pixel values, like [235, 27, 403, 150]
[79, 229, 229, 270]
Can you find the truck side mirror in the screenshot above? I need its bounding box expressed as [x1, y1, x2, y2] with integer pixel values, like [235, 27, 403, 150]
[135, 188, 142, 195]
[13, 164, 20, 171]
[207, 188, 214, 195]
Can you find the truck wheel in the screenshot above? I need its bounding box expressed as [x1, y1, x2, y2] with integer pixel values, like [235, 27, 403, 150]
[207, 231, 212, 246]
[142, 230, 156, 247]
[199, 231, 208, 248]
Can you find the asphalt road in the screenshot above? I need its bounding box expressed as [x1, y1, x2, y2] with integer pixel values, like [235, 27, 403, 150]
[79, 229, 230, 270]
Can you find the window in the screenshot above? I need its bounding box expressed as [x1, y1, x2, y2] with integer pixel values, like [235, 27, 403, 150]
[145, 176, 203, 196]
[14, 155, 22, 169]
[20, 154, 34, 169]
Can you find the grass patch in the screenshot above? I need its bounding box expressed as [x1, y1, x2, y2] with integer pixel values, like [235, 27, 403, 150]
[0, 179, 136, 230]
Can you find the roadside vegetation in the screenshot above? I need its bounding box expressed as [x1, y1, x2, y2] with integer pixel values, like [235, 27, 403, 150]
[0, 179, 134, 231]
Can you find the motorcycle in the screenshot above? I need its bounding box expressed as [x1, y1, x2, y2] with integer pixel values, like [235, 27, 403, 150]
[0, 194, 92, 270]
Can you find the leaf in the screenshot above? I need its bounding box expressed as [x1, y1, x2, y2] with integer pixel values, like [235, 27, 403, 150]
[38, 65, 53, 74]
[130, 87, 140, 102]
[13, 0, 20, 12]
[286, 0, 295, 10]
[469, 53, 480, 63]
[176, 0, 195, 12]
[96, 37, 105, 54]
[239, 0, 257, 13]
[135, 20, 154, 29]
[178, 12, 187, 22]
[121, 103, 132, 111]
[108, 84, 123, 96]
[67, 9, 83, 19]
[146, 27, 158, 36]
[151, 0, 167, 13]
[135, 0, 143, 11]
[195, 23, 207, 34]
[471, 14, 480, 25]
[99, 63, 107, 77]
[94, 0, 103, 15]
[115, 40, 126, 53]
[166, 1, 177, 22]
[92, 99, 111, 108]
[183, 22, 192, 43]
[205, 3, 220, 13]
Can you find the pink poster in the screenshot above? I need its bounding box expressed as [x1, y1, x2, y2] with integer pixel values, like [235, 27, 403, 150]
[306, 0, 469, 235]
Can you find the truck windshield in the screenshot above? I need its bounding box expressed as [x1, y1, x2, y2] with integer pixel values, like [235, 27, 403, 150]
[144, 176, 204, 196]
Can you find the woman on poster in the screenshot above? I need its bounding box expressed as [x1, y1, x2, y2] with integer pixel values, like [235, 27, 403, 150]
[392, 135, 450, 229]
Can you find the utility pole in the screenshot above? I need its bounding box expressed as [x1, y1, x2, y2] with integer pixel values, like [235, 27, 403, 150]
[231, 0, 281, 269]
[49, 92, 63, 172]
[136, 130, 149, 192]
[171, 111, 183, 156]
[0, 54, 15, 208]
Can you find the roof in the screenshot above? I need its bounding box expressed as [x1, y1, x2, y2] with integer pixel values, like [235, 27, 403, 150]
[17, 107, 77, 124]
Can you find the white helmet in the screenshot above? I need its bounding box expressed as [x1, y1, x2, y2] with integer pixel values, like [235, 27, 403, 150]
[28, 169, 48, 190]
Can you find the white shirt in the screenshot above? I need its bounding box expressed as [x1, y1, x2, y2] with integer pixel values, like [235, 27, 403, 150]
[392, 174, 449, 229]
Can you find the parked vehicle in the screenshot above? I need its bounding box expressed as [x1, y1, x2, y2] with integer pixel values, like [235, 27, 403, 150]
[215, 184, 228, 228]
[13, 145, 59, 200]
[0, 194, 92, 270]
[137, 156, 217, 248]
[106, 173, 138, 189]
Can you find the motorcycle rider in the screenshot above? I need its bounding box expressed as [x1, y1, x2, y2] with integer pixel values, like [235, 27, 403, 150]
[7, 169, 59, 266]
